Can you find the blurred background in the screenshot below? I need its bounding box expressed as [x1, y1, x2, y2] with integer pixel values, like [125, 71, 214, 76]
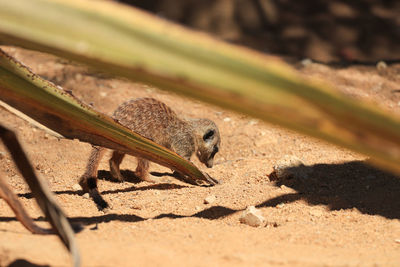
[118, 0, 400, 62]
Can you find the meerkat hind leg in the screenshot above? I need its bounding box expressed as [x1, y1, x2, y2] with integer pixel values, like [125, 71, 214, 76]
[135, 158, 159, 183]
[79, 147, 105, 191]
[109, 151, 125, 182]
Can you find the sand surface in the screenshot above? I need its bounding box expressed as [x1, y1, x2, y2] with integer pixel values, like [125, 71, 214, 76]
[1, 47, 400, 266]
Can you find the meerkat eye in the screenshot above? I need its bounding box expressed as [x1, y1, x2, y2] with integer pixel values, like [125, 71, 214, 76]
[203, 129, 215, 141]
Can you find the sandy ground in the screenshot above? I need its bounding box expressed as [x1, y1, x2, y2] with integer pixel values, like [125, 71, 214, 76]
[1, 47, 400, 266]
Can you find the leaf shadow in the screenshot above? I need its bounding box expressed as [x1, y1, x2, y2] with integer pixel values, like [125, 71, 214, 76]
[17, 169, 188, 199]
[0, 205, 238, 228]
[7, 259, 49, 267]
[154, 206, 238, 220]
[100, 183, 188, 195]
[9, 160, 399, 229]
[263, 160, 400, 219]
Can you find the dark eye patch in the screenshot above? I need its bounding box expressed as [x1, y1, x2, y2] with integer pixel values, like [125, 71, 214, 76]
[213, 146, 219, 153]
[210, 145, 219, 158]
[203, 129, 215, 141]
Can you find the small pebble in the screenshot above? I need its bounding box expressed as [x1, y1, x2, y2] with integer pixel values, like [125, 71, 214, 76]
[72, 184, 82, 191]
[83, 193, 90, 199]
[376, 61, 387, 71]
[309, 209, 323, 217]
[75, 73, 82, 81]
[100, 91, 107, 97]
[395, 239, 400, 244]
[0, 151, 5, 160]
[266, 222, 280, 228]
[239, 206, 265, 227]
[280, 185, 289, 191]
[270, 155, 310, 180]
[204, 195, 216, 204]
[145, 87, 155, 93]
[248, 119, 258, 125]
[301, 58, 312, 67]
[223, 117, 231, 122]
[276, 203, 285, 209]
[131, 205, 142, 210]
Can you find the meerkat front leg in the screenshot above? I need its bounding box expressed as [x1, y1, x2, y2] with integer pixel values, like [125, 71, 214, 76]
[79, 146, 105, 191]
[109, 151, 125, 182]
[170, 138, 198, 184]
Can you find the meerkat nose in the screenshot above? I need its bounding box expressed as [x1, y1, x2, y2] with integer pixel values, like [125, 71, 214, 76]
[206, 160, 213, 168]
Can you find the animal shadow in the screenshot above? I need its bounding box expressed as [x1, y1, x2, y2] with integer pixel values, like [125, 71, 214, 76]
[8, 259, 49, 267]
[97, 170, 142, 184]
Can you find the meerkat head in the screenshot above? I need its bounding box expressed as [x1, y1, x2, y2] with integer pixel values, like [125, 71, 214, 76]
[191, 119, 220, 168]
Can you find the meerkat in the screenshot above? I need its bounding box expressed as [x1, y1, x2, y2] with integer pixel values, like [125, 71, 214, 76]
[79, 97, 221, 209]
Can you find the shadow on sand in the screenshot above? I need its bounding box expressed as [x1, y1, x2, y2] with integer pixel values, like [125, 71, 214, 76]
[263, 160, 400, 219]
[4, 160, 400, 228]
[7, 259, 49, 267]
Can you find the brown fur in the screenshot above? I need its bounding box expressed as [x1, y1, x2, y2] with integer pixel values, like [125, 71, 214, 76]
[80, 98, 220, 209]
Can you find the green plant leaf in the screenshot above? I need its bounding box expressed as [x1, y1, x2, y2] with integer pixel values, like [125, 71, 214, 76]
[0, 49, 217, 185]
[1, 0, 400, 174]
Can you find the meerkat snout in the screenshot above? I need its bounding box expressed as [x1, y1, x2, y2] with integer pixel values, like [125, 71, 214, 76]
[195, 120, 221, 168]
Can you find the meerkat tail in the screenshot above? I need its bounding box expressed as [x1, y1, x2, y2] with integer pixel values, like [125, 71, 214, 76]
[80, 146, 109, 210]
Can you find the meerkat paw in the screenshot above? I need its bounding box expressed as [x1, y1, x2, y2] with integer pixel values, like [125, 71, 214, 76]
[134, 170, 159, 183]
[109, 162, 125, 182]
[78, 176, 90, 193]
[141, 176, 160, 183]
[110, 168, 125, 182]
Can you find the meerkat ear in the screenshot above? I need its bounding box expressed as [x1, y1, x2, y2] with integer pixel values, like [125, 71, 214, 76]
[203, 129, 215, 141]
